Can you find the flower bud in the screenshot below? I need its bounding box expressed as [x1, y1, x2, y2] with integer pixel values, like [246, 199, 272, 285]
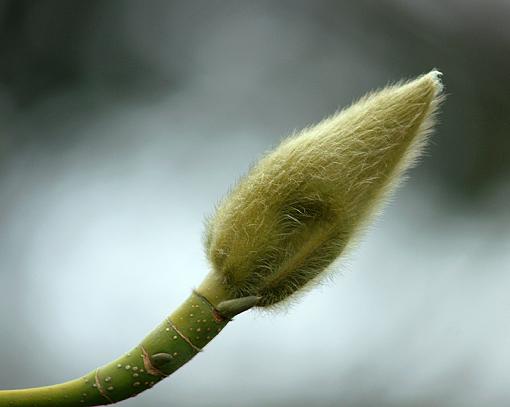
[204, 71, 443, 306]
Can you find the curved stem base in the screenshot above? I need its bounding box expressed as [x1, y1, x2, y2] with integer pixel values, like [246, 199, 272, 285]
[0, 274, 233, 406]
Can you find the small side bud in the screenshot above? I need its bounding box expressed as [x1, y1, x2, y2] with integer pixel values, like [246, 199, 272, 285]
[150, 353, 172, 368]
[216, 296, 261, 319]
[205, 70, 444, 307]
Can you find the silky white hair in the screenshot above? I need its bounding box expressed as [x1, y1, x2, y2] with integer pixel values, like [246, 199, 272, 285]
[205, 70, 444, 307]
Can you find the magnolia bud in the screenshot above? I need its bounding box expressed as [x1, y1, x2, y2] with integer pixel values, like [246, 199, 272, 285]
[204, 71, 443, 306]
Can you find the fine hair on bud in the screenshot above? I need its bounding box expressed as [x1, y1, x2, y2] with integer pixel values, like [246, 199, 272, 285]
[204, 71, 444, 307]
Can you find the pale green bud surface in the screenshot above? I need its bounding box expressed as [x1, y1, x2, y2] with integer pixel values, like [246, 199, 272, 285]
[205, 71, 444, 306]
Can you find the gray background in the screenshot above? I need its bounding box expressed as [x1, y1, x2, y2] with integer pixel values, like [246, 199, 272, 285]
[1, 1, 509, 406]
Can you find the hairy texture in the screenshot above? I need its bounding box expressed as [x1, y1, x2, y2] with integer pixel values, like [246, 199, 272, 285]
[205, 71, 444, 307]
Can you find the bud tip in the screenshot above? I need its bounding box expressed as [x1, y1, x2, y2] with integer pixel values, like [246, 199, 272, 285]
[426, 69, 443, 94]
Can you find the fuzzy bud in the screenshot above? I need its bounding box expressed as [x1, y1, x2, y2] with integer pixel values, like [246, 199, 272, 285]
[204, 71, 443, 307]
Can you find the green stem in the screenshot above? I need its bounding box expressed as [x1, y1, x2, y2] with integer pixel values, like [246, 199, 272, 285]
[0, 274, 252, 406]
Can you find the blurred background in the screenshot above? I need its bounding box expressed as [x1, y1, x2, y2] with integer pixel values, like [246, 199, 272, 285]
[0, 1, 509, 406]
